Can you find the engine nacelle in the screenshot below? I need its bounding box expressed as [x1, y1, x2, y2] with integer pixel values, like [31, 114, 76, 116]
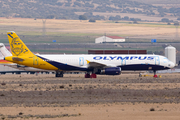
[101, 67, 121, 75]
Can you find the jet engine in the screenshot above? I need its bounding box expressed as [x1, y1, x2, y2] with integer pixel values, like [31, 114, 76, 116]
[99, 67, 121, 75]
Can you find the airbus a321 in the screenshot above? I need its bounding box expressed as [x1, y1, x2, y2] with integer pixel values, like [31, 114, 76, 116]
[4, 31, 175, 78]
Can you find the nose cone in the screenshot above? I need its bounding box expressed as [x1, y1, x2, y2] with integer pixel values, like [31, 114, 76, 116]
[169, 61, 175, 68]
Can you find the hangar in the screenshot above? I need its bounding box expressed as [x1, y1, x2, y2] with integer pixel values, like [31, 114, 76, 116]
[95, 36, 125, 43]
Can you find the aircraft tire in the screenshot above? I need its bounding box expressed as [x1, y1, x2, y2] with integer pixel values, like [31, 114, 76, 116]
[85, 73, 90, 78]
[90, 73, 97, 78]
[55, 71, 63, 77]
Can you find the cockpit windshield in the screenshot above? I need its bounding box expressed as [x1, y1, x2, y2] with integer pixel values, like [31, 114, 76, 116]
[163, 57, 169, 63]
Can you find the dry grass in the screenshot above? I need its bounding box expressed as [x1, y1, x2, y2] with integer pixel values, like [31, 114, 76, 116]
[0, 17, 178, 38]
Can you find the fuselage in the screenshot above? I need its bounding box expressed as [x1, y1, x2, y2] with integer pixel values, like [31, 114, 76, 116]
[5, 54, 174, 72]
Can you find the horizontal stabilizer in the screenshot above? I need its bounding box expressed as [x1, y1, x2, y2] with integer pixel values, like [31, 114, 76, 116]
[12, 57, 24, 62]
[0, 60, 14, 64]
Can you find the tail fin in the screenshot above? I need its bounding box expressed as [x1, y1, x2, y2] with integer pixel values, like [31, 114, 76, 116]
[0, 43, 12, 57]
[0, 49, 3, 60]
[0, 43, 14, 64]
[7, 31, 34, 56]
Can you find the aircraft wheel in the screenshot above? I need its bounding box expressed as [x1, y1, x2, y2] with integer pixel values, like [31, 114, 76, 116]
[85, 73, 91, 78]
[153, 74, 158, 78]
[153, 70, 157, 78]
[56, 71, 63, 77]
[60, 74, 63, 77]
[90, 73, 97, 78]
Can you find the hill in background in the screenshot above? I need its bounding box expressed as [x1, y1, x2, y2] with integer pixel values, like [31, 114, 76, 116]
[0, 0, 180, 21]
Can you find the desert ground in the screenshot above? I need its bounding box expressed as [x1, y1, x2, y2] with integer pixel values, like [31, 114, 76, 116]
[0, 73, 180, 120]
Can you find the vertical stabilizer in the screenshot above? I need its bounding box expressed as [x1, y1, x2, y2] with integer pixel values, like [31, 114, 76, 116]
[7, 31, 34, 56]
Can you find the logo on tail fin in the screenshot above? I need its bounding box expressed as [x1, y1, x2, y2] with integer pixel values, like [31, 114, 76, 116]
[11, 37, 24, 56]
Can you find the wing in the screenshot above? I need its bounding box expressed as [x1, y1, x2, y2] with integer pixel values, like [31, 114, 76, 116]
[86, 60, 117, 68]
[88, 61, 106, 68]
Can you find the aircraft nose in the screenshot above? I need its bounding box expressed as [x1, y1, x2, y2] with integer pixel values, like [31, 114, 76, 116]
[169, 61, 175, 68]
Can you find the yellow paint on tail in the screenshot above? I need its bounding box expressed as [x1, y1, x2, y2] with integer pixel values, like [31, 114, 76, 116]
[7, 31, 34, 56]
[5, 31, 59, 71]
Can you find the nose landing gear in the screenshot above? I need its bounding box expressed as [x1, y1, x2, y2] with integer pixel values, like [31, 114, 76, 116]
[153, 70, 158, 78]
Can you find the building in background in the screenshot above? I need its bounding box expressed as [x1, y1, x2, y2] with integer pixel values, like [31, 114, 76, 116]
[95, 36, 125, 43]
[88, 50, 147, 54]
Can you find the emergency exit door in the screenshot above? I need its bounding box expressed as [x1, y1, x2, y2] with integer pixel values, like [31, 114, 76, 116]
[154, 56, 160, 65]
[33, 56, 38, 65]
[79, 57, 84, 66]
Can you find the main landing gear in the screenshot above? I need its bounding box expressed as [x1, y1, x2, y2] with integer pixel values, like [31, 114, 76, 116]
[56, 71, 63, 77]
[85, 73, 97, 78]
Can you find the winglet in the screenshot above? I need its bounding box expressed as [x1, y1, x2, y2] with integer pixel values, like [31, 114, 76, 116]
[86, 60, 90, 64]
[7, 31, 34, 56]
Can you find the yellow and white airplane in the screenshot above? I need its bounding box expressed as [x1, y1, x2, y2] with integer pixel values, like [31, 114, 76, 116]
[4, 31, 175, 78]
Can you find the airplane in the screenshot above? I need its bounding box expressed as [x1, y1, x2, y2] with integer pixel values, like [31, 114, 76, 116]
[4, 31, 175, 78]
[0, 43, 49, 72]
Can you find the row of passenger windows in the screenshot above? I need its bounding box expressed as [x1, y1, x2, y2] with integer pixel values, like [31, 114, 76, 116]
[43, 59, 151, 62]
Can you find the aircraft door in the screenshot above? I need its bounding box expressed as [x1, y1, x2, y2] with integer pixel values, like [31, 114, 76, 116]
[121, 59, 126, 65]
[79, 57, 84, 66]
[33, 56, 38, 65]
[154, 56, 160, 65]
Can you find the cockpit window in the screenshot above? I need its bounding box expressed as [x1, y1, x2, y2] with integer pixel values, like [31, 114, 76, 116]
[163, 57, 168, 63]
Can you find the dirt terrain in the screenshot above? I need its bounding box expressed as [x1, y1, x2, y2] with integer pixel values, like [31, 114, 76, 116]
[0, 73, 180, 120]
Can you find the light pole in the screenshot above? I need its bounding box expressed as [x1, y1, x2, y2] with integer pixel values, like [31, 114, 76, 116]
[174, 22, 179, 40]
[42, 19, 46, 36]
